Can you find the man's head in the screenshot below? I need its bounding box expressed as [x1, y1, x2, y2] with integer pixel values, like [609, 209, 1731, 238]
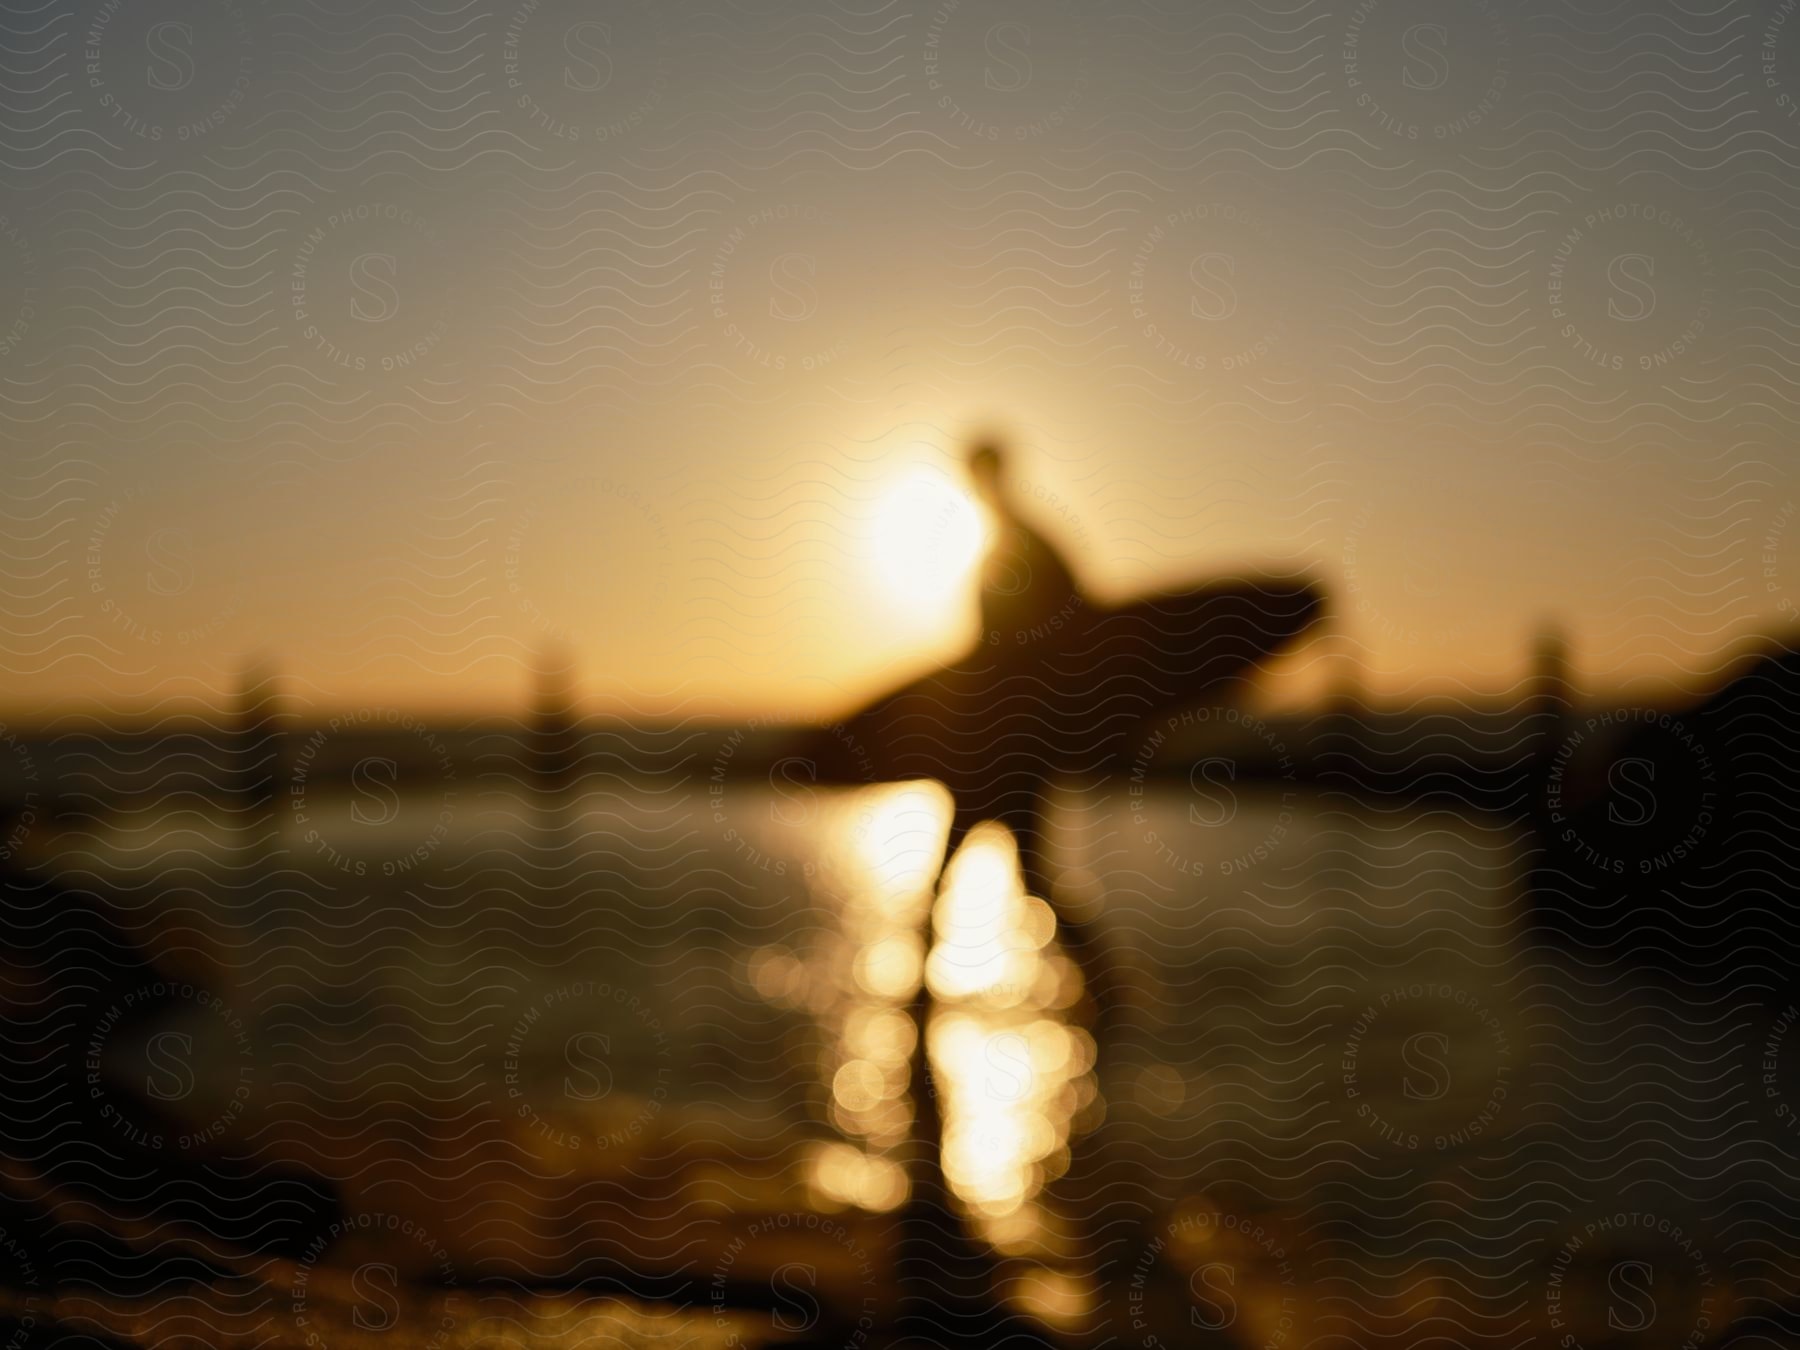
[967, 440, 1005, 502]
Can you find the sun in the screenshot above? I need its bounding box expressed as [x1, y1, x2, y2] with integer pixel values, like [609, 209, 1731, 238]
[870, 471, 988, 611]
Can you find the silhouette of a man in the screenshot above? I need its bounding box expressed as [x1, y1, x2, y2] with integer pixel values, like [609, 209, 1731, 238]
[967, 441, 1083, 649]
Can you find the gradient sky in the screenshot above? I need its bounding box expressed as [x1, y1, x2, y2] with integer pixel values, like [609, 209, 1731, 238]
[3, 0, 1798, 716]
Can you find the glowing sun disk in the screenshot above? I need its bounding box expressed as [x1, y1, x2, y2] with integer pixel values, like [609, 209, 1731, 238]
[870, 472, 986, 609]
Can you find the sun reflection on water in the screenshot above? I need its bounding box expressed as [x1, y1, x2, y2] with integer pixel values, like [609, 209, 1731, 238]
[752, 781, 951, 1214]
[926, 821, 1092, 1255]
[743, 786, 1096, 1257]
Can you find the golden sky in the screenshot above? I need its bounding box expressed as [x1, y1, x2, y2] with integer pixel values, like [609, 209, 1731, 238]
[2, 0, 1795, 717]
